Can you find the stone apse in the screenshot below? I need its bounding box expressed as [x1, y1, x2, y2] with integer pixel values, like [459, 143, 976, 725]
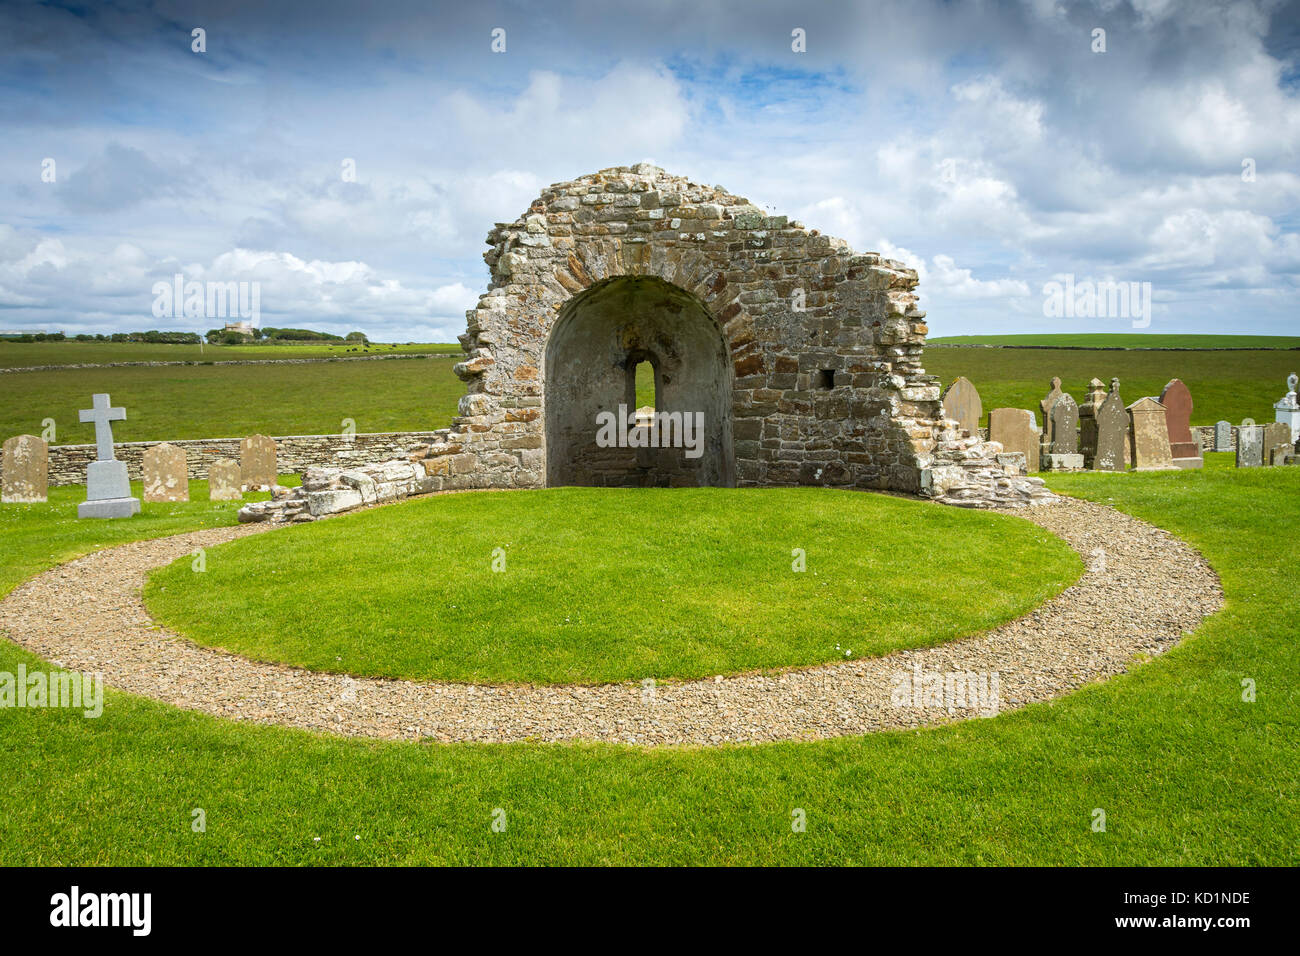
[431, 164, 1047, 507]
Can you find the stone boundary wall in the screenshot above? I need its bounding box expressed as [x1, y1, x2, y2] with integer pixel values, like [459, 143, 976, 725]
[45, 431, 442, 486]
[0, 353, 454, 374]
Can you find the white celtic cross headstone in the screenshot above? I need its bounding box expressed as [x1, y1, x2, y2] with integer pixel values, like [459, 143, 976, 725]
[77, 393, 141, 518]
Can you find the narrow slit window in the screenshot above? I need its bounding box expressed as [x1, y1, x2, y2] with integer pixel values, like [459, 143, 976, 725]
[816, 369, 835, 390]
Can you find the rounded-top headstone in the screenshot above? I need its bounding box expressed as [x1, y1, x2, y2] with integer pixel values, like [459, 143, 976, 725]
[941, 376, 983, 435]
[143, 442, 189, 503]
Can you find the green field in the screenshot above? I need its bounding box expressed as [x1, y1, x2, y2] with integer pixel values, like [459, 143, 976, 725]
[926, 346, 1296, 428]
[0, 459, 1296, 864]
[929, 333, 1300, 350]
[0, 341, 461, 368]
[0, 359, 465, 444]
[145, 487, 1078, 684]
[2, 336, 1295, 445]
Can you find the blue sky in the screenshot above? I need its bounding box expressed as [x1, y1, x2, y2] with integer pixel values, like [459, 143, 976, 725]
[1, 0, 1297, 340]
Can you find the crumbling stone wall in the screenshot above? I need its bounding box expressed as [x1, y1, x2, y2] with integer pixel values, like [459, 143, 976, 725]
[247, 164, 1053, 522]
[447, 163, 948, 494]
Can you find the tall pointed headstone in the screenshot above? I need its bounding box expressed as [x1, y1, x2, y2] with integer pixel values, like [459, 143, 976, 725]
[77, 393, 141, 518]
[1093, 378, 1128, 472]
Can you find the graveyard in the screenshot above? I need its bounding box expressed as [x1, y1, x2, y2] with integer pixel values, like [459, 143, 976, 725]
[2, 304, 1298, 861]
[1, 157, 1298, 861]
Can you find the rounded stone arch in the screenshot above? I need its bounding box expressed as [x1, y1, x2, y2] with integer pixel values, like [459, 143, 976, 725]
[542, 274, 736, 487]
[446, 163, 1045, 507]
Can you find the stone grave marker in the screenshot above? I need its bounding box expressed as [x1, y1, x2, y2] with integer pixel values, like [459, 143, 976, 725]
[1159, 378, 1203, 469]
[1127, 397, 1177, 471]
[1235, 420, 1263, 468]
[1274, 373, 1299, 444]
[1043, 393, 1082, 470]
[1262, 422, 1291, 465]
[1213, 421, 1232, 452]
[77, 393, 141, 518]
[1, 434, 49, 503]
[240, 434, 277, 490]
[1079, 378, 1106, 464]
[1038, 376, 1063, 457]
[988, 408, 1040, 473]
[1093, 378, 1127, 472]
[209, 459, 243, 500]
[941, 376, 983, 436]
[143, 442, 189, 502]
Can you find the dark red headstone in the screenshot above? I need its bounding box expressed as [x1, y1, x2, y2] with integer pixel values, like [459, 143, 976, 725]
[1159, 378, 1200, 459]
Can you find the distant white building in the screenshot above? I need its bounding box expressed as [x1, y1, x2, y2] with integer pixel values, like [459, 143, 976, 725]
[223, 320, 256, 337]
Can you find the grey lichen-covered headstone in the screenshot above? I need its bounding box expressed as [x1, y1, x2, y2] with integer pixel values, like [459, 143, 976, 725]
[77, 393, 141, 518]
[1127, 396, 1177, 471]
[1050, 393, 1079, 454]
[1262, 422, 1291, 465]
[209, 459, 243, 500]
[941, 376, 983, 435]
[988, 407, 1040, 473]
[142, 442, 189, 502]
[1038, 376, 1063, 454]
[240, 434, 277, 490]
[1, 434, 49, 503]
[1093, 378, 1127, 472]
[1235, 420, 1263, 468]
[1213, 421, 1232, 452]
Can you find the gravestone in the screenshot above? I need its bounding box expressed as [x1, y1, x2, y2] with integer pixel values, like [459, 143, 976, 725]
[1079, 378, 1106, 464]
[142, 442, 189, 502]
[1038, 376, 1063, 457]
[1235, 420, 1264, 468]
[1043, 392, 1082, 470]
[209, 459, 243, 500]
[1, 434, 49, 503]
[1093, 378, 1128, 472]
[1274, 373, 1299, 444]
[988, 408, 1040, 473]
[1127, 397, 1177, 471]
[240, 434, 277, 491]
[1270, 443, 1293, 466]
[1213, 421, 1232, 452]
[1262, 422, 1291, 465]
[77, 393, 141, 518]
[1159, 378, 1203, 469]
[941, 376, 983, 436]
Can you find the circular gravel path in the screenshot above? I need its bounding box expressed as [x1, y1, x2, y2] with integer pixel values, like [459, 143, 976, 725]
[0, 496, 1222, 746]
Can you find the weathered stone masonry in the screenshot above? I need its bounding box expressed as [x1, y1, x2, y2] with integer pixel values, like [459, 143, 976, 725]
[45, 431, 441, 486]
[242, 165, 1050, 522]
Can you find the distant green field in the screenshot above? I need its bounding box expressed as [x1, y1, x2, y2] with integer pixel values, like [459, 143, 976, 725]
[0, 358, 465, 444]
[926, 347, 1296, 427]
[3, 337, 1293, 446]
[929, 333, 1300, 350]
[0, 341, 461, 368]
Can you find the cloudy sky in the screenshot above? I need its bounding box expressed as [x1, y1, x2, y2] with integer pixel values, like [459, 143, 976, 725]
[2, 0, 1297, 341]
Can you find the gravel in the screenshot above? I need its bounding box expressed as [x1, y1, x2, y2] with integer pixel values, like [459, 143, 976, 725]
[0, 496, 1222, 746]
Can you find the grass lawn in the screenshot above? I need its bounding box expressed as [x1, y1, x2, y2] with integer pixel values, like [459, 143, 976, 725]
[0, 457, 1296, 864]
[144, 487, 1079, 684]
[0, 341, 461, 368]
[0, 358, 466, 444]
[925, 345, 1297, 428]
[929, 333, 1300, 350]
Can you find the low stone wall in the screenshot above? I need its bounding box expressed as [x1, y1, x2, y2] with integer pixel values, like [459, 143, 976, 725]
[46, 431, 442, 486]
[1194, 424, 1235, 452]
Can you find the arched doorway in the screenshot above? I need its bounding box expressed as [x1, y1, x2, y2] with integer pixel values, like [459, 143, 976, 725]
[543, 275, 735, 487]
